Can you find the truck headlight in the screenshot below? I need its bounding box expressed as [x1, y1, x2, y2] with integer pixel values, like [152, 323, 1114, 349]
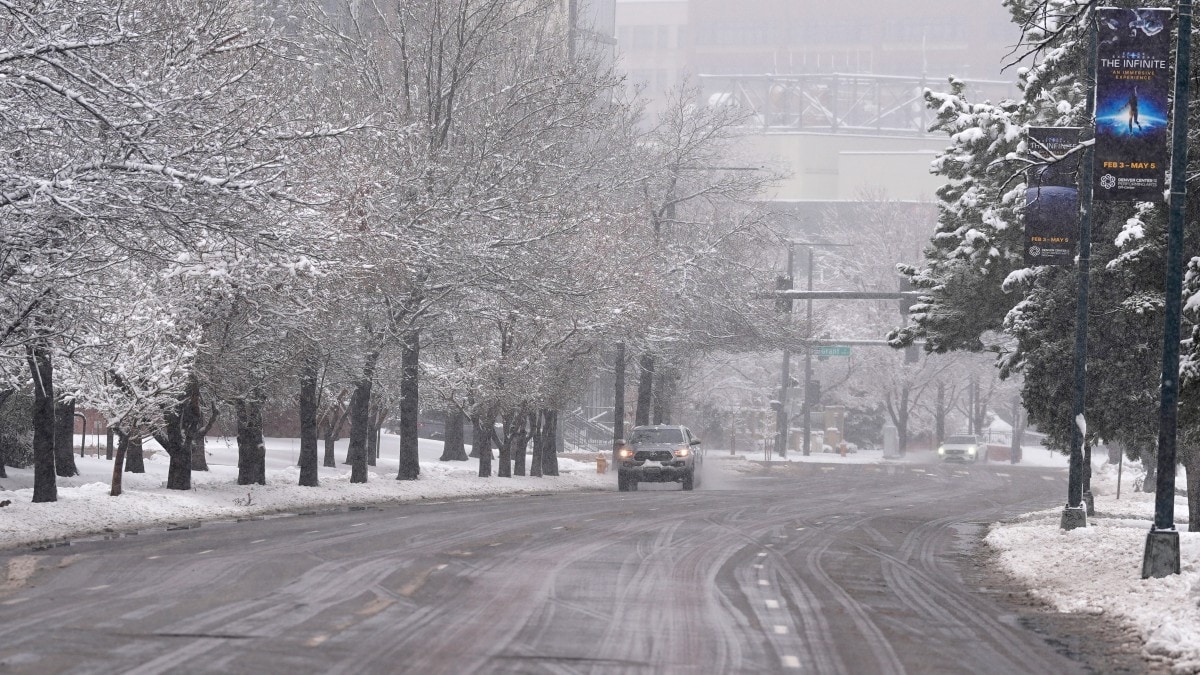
[618, 447, 633, 459]
[937, 446, 945, 455]
[967, 446, 977, 455]
[674, 447, 690, 457]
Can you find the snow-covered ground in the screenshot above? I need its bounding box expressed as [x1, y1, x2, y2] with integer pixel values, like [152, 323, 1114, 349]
[0, 435, 610, 551]
[5, 433, 1191, 672]
[988, 458, 1200, 673]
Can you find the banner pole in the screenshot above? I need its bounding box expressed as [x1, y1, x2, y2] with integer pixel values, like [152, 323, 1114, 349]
[1143, 0, 1192, 579]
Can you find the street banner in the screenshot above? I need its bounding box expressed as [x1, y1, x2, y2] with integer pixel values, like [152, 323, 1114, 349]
[1093, 7, 1171, 201]
[1025, 127, 1082, 266]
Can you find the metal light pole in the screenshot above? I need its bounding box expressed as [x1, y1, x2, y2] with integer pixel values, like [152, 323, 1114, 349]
[775, 244, 795, 458]
[803, 247, 814, 456]
[1061, 16, 1099, 532]
[1143, 0, 1192, 579]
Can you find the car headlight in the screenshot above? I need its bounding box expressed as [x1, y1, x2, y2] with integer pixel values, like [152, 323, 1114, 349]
[674, 447, 690, 457]
[967, 446, 977, 454]
[937, 446, 945, 455]
[618, 448, 633, 459]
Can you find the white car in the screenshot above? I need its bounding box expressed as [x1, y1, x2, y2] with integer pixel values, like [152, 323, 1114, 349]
[938, 435, 984, 462]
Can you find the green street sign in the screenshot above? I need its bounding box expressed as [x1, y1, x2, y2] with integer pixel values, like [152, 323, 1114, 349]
[817, 346, 851, 357]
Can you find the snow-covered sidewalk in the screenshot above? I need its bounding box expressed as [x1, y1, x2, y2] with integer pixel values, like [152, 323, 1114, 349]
[0, 435, 610, 551]
[988, 459, 1200, 673]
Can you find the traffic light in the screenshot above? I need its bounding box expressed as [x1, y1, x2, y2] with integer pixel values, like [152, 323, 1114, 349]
[775, 275, 793, 313]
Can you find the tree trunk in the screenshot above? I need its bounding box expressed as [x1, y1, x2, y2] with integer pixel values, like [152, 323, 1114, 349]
[235, 397, 266, 486]
[530, 411, 543, 478]
[26, 343, 57, 502]
[397, 330, 421, 480]
[111, 432, 128, 497]
[322, 431, 337, 468]
[1186, 450, 1200, 532]
[652, 367, 674, 425]
[509, 412, 529, 476]
[186, 377, 209, 471]
[124, 434, 145, 473]
[1141, 447, 1157, 492]
[497, 414, 513, 478]
[635, 353, 654, 427]
[154, 394, 194, 491]
[1009, 395, 1023, 464]
[53, 397, 79, 477]
[440, 408, 468, 461]
[474, 413, 494, 477]
[539, 408, 559, 476]
[0, 389, 9, 477]
[613, 342, 626, 468]
[366, 404, 379, 467]
[347, 351, 379, 483]
[298, 359, 320, 487]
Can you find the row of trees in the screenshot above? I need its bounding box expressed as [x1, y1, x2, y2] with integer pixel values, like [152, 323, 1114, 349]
[890, 0, 1200, 527]
[1, 0, 789, 502]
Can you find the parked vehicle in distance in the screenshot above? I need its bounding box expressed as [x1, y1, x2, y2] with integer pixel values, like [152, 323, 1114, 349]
[938, 435, 984, 462]
[616, 425, 703, 491]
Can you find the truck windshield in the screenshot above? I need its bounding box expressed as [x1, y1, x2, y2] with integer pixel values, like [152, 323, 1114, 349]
[946, 436, 978, 444]
[630, 428, 684, 445]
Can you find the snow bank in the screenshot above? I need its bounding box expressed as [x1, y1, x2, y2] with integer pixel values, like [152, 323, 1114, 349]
[0, 435, 610, 551]
[987, 459, 1200, 672]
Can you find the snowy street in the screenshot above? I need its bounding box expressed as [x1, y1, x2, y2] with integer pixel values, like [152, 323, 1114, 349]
[0, 454, 1146, 674]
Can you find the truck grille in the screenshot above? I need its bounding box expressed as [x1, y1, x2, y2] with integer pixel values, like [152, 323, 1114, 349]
[634, 450, 674, 462]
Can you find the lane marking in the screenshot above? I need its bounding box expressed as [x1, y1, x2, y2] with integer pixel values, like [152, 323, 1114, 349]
[305, 530, 321, 534]
[436, 564, 448, 571]
[1041, 476, 1055, 481]
[251, 539, 266, 544]
[753, 564, 764, 569]
[489, 543, 502, 547]
[783, 655, 801, 669]
[85, 584, 111, 591]
[996, 473, 1011, 478]
[146, 556, 160, 560]
[1, 598, 30, 605]
[794, 527, 805, 530]
[757, 552, 768, 557]
[758, 580, 769, 586]
[552, 526, 564, 530]
[197, 550, 212, 555]
[352, 523, 366, 528]
[774, 625, 788, 635]
[765, 599, 780, 609]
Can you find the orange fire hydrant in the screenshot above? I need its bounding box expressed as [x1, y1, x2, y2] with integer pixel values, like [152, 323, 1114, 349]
[839, 441, 848, 457]
[597, 452, 609, 473]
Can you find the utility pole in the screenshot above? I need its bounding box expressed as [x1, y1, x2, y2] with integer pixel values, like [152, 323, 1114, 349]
[802, 247, 814, 456]
[1143, 0, 1192, 578]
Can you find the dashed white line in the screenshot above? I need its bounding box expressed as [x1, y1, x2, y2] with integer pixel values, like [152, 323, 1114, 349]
[1, 598, 29, 605]
[305, 530, 321, 534]
[782, 655, 801, 669]
[146, 556, 160, 560]
[1042, 476, 1056, 481]
[251, 539, 266, 544]
[757, 552, 768, 557]
[996, 473, 1011, 478]
[436, 564, 448, 570]
[197, 550, 212, 555]
[773, 625, 788, 635]
[85, 585, 111, 591]
[552, 526, 565, 530]
[758, 579, 769, 586]
[765, 599, 780, 609]
[753, 564, 764, 569]
[351, 523, 366, 528]
[794, 527, 806, 530]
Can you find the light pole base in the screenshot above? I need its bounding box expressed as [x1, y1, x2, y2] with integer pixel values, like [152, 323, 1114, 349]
[1142, 529, 1181, 578]
[1083, 490, 1095, 516]
[1060, 504, 1087, 530]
